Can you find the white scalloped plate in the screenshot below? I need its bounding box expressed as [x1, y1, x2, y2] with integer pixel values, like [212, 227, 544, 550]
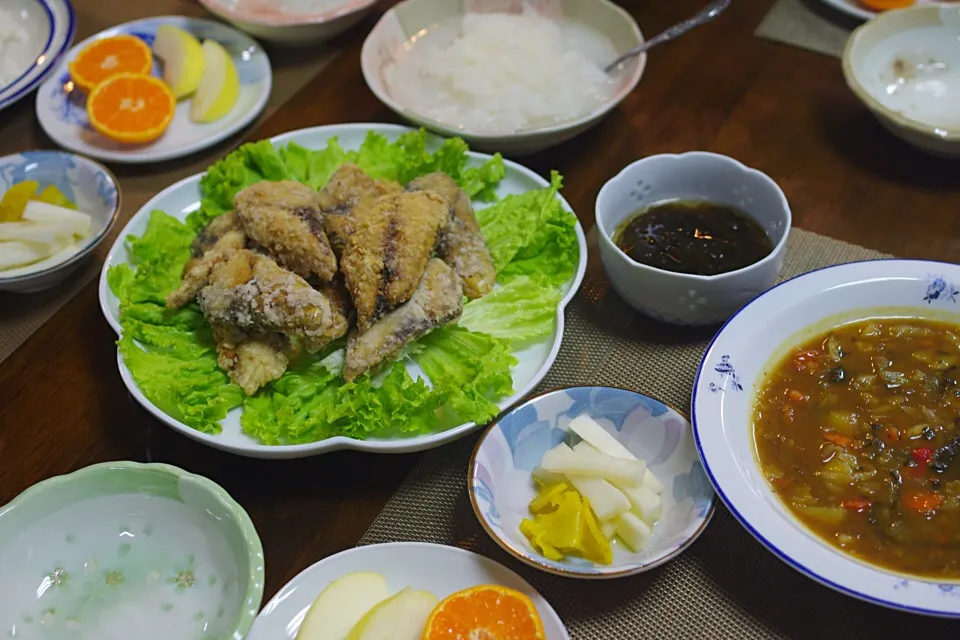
[98, 123, 588, 459]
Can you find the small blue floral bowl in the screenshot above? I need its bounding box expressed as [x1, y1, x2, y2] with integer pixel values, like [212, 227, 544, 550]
[0, 150, 120, 293]
[469, 386, 716, 579]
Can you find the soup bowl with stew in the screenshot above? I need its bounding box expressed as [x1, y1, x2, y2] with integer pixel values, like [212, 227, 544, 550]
[693, 258, 960, 617]
[596, 152, 791, 326]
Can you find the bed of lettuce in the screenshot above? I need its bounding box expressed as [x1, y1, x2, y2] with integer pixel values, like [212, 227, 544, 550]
[107, 130, 580, 445]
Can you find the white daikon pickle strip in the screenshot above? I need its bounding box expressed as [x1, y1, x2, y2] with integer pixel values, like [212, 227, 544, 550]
[22, 200, 92, 237]
[539, 443, 646, 487]
[617, 482, 663, 525]
[616, 512, 652, 552]
[567, 415, 637, 460]
[573, 440, 663, 493]
[0, 243, 80, 277]
[531, 465, 565, 487]
[0, 241, 55, 270]
[0, 221, 74, 246]
[600, 521, 617, 539]
[565, 474, 630, 521]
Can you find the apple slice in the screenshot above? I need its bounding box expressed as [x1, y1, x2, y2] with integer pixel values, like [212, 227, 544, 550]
[153, 24, 205, 99]
[345, 587, 438, 640]
[296, 571, 389, 640]
[191, 39, 239, 123]
[22, 200, 92, 237]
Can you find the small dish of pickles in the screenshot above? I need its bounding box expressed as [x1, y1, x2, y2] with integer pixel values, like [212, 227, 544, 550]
[0, 150, 120, 293]
[468, 386, 716, 579]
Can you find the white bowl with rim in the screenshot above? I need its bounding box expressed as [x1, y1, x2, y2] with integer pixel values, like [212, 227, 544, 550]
[693, 259, 960, 616]
[595, 152, 792, 326]
[0, 0, 75, 113]
[842, 3, 960, 157]
[469, 386, 716, 580]
[197, 0, 377, 45]
[361, 0, 646, 156]
[0, 150, 120, 294]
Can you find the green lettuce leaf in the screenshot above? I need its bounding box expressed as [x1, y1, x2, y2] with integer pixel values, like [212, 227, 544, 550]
[475, 171, 579, 288]
[240, 360, 443, 445]
[118, 333, 243, 434]
[417, 327, 517, 427]
[109, 210, 195, 305]
[458, 276, 561, 345]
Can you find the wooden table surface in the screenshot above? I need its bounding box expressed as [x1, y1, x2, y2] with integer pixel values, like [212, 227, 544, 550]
[1, 0, 959, 608]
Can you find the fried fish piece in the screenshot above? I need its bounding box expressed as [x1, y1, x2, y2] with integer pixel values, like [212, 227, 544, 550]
[318, 163, 403, 257]
[340, 191, 449, 333]
[198, 250, 349, 352]
[344, 258, 463, 381]
[211, 323, 291, 395]
[407, 172, 496, 299]
[166, 211, 248, 309]
[234, 180, 338, 281]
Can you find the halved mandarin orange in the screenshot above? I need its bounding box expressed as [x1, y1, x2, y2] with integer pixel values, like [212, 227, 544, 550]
[858, 0, 914, 10]
[69, 34, 153, 92]
[422, 585, 546, 640]
[86, 73, 176, 144]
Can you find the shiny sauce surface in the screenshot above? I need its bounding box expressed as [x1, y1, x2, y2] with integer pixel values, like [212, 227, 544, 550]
[613, 200, 773, 276]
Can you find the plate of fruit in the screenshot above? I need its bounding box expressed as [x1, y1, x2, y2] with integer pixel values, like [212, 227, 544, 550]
[35, 16, 271, 164]
[247, 542, 569, 640]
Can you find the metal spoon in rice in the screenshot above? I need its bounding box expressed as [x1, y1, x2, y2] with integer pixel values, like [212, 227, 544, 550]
[604, 0, 732, 73]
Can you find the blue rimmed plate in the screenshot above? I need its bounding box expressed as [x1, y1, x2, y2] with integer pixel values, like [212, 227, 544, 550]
[0, 0, 75, 112]
[34, 16, 271, 164]
[469, 386, 715, 579]
[693, 259, 960, 617]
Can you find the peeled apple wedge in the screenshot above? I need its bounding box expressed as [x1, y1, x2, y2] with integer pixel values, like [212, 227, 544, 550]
[190, 39, 239, 123]
[152, 24, 206, 99]
[296, 571, 389, 640]
[540, 443, 646, 487]
[344, 587, 438, 640]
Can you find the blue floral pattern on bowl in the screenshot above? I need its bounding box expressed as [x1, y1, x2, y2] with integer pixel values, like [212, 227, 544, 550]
[924, 275, 959, 304]
[0, 150, 119, 290]
[469, 386, 716, 579]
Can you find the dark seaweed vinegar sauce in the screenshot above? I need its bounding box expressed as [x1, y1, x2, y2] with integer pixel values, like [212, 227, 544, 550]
[613, 199, 773, 276]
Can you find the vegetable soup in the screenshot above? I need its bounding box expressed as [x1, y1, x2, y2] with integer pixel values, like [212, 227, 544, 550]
[754, 318, 960, 578]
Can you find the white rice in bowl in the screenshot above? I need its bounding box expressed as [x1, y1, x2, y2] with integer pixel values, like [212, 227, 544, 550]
[0, 8, 32, 88]
[382, 11, 620, 135]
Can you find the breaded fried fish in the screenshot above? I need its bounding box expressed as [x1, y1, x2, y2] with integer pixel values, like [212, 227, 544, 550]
[344, 258, 463, 381]
[197, 250, 349, 353]
[407, 172, 496, 300]
[339, 191, 449, 333]
[211, 323, 292, 395]
[317, 163, 403, 257]
[166, 211, 247, 309]
[234, 180, 338, 282]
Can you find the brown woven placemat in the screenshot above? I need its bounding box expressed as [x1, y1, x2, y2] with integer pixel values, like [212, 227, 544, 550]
[755, 0, 861, 58]
[359, 228, 957, 638]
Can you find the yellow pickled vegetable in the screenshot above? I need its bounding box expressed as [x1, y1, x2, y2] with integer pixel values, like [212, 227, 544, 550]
[34, 184, 77, 210]
[520, 482, 614, 565]
[0, 180, 40, 222]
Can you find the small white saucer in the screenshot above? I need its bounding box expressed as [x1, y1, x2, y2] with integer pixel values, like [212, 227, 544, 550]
[35, 16, 271, 164]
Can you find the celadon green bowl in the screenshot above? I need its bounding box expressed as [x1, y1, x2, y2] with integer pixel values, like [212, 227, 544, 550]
[0, 462, 264, 640]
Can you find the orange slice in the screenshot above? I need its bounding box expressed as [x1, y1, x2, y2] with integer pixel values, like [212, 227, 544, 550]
[86, 73, 176, 144]
[69, 34, 153, 92]
[858, 0, 915, 10]
[422, 585, 546, 640]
